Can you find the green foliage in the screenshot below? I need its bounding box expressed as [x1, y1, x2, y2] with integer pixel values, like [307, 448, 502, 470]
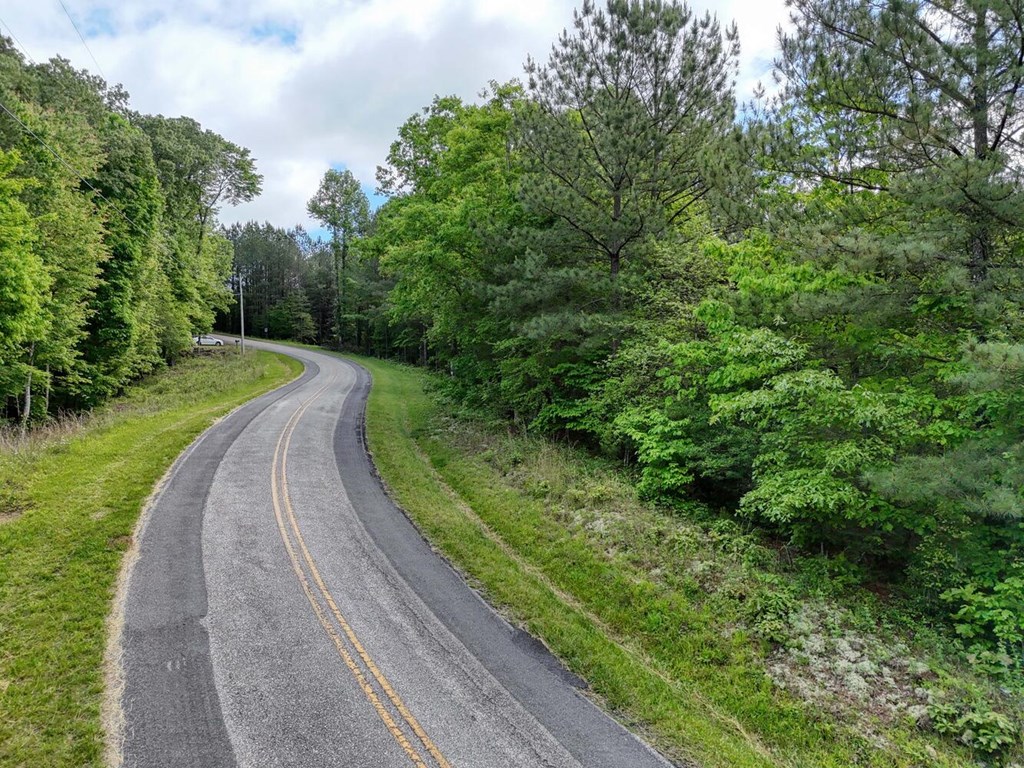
[306, 168, 371, 347]
[0, 150, 45, 400]
[370, 84, 536, 381]
[77, 113, 166, 403]
[520, 0, 738, 277]
[0, 42, 260, 422]
[308, 0, 1024, 627]
[353, 350, 992, 767]
[929, 699, 1019, 764]
[745, 578, 797, 645]
[267, 292, 316, 342]
[307, 168, 369, 239]
[944, 577, 1024, 665]
[208, 4, 1024, 759]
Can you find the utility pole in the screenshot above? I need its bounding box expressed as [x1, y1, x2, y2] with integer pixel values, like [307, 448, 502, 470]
[238, 271, 246, 354]
[333, 229, 343, 351]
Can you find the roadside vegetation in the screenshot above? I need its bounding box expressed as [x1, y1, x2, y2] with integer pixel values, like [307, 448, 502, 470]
[353, 351, 1020, 768]
[0, 350, 300, 768]
[0, 39, 261, 427]
[226, 2, 1024, 764]
[3, 0, 1022, 764]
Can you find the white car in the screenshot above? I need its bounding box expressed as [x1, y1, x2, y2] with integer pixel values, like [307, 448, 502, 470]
[193, 335, 224, 346]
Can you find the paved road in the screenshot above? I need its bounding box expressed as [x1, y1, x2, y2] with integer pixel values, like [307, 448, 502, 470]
[117, 340, 673, 768]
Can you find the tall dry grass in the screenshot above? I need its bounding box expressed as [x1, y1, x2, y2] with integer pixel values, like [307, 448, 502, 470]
[0, 411, 95, 458]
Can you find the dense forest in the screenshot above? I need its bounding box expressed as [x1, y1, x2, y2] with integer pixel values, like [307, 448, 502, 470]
[0, 39, 260, 423]
[224, 0, 1024, 685]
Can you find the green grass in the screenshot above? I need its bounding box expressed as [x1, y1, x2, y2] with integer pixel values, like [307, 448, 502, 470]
[345, 351, 979, 768]
[0, 350, 301, 768]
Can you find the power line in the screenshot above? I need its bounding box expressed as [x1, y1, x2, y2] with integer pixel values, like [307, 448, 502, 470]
[56, 0, 106, 81]
[0, 97, 143, 233]
[0, 97, 204, 278]
[0, 16, 36, 64]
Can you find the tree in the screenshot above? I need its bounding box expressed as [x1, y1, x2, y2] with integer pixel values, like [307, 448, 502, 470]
[762, 1, 1024, 580]
[0, 150, 46, 419]
[138, 115, 262, 257]
[306, 169, 370, 347]
[777, 0, 1024, 286]
[376, 95, 466, 197]
[138, 115, 260, 342]
[373, 87, 527, 362]
[267, 292, 316, 342]
[225, 221, 306, 337]
[0, 41, 262, 422]
[78, 113, 166, 401]
[519, 0, 738, 294]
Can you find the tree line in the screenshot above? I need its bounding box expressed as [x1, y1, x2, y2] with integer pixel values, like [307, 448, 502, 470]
[231, 0, 1022, 659]
[0, 39, 260, 425]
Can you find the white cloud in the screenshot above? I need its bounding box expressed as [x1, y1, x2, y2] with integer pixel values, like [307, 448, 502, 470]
[5, 0, 788, 229]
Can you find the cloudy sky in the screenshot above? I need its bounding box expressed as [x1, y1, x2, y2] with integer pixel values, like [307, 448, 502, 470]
[2, 0, 790, 231]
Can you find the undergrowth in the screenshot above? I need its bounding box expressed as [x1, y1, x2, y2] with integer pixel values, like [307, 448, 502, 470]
[352, 352, 1021, 768]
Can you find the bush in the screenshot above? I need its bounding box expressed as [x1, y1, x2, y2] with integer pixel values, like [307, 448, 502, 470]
[928, 698, 1019, 764]
[943, 576, 1024, 667]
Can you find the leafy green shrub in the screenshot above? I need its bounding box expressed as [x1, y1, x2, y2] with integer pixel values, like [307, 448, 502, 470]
[794, 554, 867, 599]
[943, 577, 1024, 666]
[928, 698, 1019, 764]
[524, 478, 551, 499]
[745, 577, 797, 644]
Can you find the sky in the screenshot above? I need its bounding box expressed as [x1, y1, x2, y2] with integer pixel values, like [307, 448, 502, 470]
[2, 0, 791, 231]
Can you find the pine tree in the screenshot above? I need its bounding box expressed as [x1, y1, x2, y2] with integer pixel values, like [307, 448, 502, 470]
[520, 0, 738, 289]
[777, 0, 1024, 287]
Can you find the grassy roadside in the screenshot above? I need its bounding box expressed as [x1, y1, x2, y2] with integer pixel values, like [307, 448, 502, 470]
[0, 350, 301, 768]
[347, 351, 983, 768]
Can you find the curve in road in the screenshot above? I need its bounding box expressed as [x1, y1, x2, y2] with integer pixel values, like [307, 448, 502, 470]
[115, 340, 673, 768]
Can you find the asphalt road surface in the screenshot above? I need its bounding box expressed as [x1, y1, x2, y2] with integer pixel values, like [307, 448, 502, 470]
[117, 339, 673, 768]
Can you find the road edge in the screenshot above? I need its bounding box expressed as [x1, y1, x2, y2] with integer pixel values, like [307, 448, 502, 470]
[101, 355, 307, 768]
[331, 354, 677, 768]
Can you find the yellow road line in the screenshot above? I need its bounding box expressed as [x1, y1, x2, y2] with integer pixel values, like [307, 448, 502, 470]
[270, 386, 428, 768]
[271, 382, 453, 768]
[279, 396, 454, 768]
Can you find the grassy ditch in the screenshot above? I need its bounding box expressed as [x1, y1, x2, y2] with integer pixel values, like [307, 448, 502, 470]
[349, 352, 999, 768]
[0, 349, 301, 768]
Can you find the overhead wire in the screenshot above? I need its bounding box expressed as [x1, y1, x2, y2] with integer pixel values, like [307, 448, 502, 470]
[0, 14, 145, 235]
[0, 94, 218, 284]
[0, 11, 222, 281]
[0, 96, 221, 281]
[0, 12, 145, 239]
[2, 7, 237, 351]
[56, 0, 106, 81]
[0, 98, 147, 234]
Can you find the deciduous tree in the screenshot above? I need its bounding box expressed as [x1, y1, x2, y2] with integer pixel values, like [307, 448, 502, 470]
[306, 168, 370, 347]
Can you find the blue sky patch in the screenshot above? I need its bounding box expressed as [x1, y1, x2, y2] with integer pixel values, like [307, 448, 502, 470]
[82, 6, 116, 38]
[248, 21, 299, 47]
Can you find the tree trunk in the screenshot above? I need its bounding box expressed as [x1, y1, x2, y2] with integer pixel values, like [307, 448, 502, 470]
[969, 2, 991, 285]
[610, 251, 621, 353]
[21, 343, 34, 434]
[340, 237, 349, 350]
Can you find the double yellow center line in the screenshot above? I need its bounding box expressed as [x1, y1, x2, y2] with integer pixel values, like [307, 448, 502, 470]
[270, 383, 452, 768]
